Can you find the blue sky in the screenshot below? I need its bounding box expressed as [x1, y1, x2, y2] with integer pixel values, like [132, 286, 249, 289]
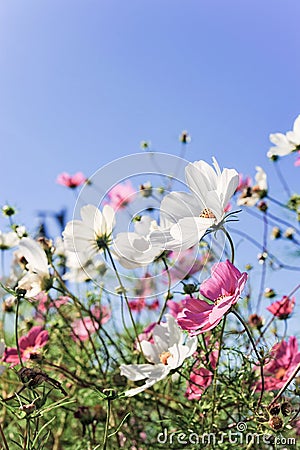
[1, 1, 300, 329]
[1, 0, 300, 228]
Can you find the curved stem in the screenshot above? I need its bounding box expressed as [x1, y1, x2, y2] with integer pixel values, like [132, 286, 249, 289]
[221, 227, 235, 264]
[231, 309, 264, 411]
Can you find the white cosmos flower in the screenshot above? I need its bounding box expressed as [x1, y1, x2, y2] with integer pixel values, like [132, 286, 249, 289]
[113, 214, 186, 269]
[0, 231, 19, 250]
[63, 204, 115, 260]
[120, 314, 197, 397]
[268, 115, 300, 158]
[17, 238, 51, 297]
[237, 166, 267, 207]
[63, 251, 107, 283]
[159, 158, 239, 249]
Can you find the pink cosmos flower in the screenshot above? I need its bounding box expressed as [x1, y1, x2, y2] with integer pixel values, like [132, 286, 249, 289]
[177, 260, 248, 335]
[33, 292, 69, 321]
[107, 181, 136, 210]
[166, 247, 209, 283]
[71, 305, 111, 342]
[185, 336, 218, 400]
[3, 326, 49, 365]
[235, 174, 252, 193]
[134, 323, 156, 349]
[167, 298, 186, 318]
[185, 367, 214, 400]
[256, 336, 300, 391]
[56, 172, 87, 188]
[294, 151, 300, 166]
[128, 298, 146, 312]
[267, 296, 295, 319]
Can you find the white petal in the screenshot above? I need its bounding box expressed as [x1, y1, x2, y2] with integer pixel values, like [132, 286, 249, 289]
[19, 238, 48, 274]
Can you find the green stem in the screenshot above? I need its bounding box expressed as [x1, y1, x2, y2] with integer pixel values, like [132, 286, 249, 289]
[221, 227, 235, 264]
[102, 397, 111, 450]
[105, 246, 144, 356]
[231, 309, 264, 411]
[157, 257, 171, 323]
[211, 316, 226, 426]
[15, 295, 24, 368]
[269, 361, 300, 408]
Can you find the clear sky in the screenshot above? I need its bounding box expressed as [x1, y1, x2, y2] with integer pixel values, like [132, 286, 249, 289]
[1, 0, 300, 225]
[0, 0, 300, 333]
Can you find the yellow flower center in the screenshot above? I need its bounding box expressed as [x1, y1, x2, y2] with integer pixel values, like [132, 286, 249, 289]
[275, 367, 286, 380]
[200, 208, 216, 219]
[159, 351, 172, 365]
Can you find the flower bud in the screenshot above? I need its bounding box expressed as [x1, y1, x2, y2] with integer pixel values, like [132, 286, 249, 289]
[248, 313, 264, 329]
[271, 227, 281, 239]
[264, 288, 276, 298]
[2, 204, 16, 217]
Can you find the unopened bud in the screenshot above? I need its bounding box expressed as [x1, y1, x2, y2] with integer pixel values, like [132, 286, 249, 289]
[264, 288, 276, 298]
[284, 227, 295, 239]
[271, 227, 281, 239]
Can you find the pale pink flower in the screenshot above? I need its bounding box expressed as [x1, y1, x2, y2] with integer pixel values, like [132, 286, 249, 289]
[177, 260, 248, 335]
[294, 151, 300, 166]
[235, 174, 252, 193]
[166, 247, 208, 282]
[107, 181, 136, 210]
[71, 306, 110, 342]
[33, 293, 69, 321]
[56, 172, 87, 188]
[3, 326, 49, 365]
[185, 367, 213, 400]
[256, 336, 300, 391]
[185, 336, 218, 399]
[267, 296, 295, 319]
[167, 298, 186, 318]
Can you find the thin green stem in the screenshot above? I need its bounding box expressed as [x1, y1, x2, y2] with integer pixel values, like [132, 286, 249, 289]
[231, 309, 264, 411]
[157, 257, 171, 323]
[221, 227, 235, 264]
[102, 397, 111, 450]
[15, 295, 24, 368]
[269, 361, 300, 408]
[105, 246, 144, 356]
[211, 316, 226, 426]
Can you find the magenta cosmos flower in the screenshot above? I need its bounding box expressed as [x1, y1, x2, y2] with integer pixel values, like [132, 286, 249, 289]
[177, 260, 248, 335]
[256, 336, 300, 391]
[3, 326, 49, 365]
[56, 172, 87, 188]
[267, 296, 295, 319]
